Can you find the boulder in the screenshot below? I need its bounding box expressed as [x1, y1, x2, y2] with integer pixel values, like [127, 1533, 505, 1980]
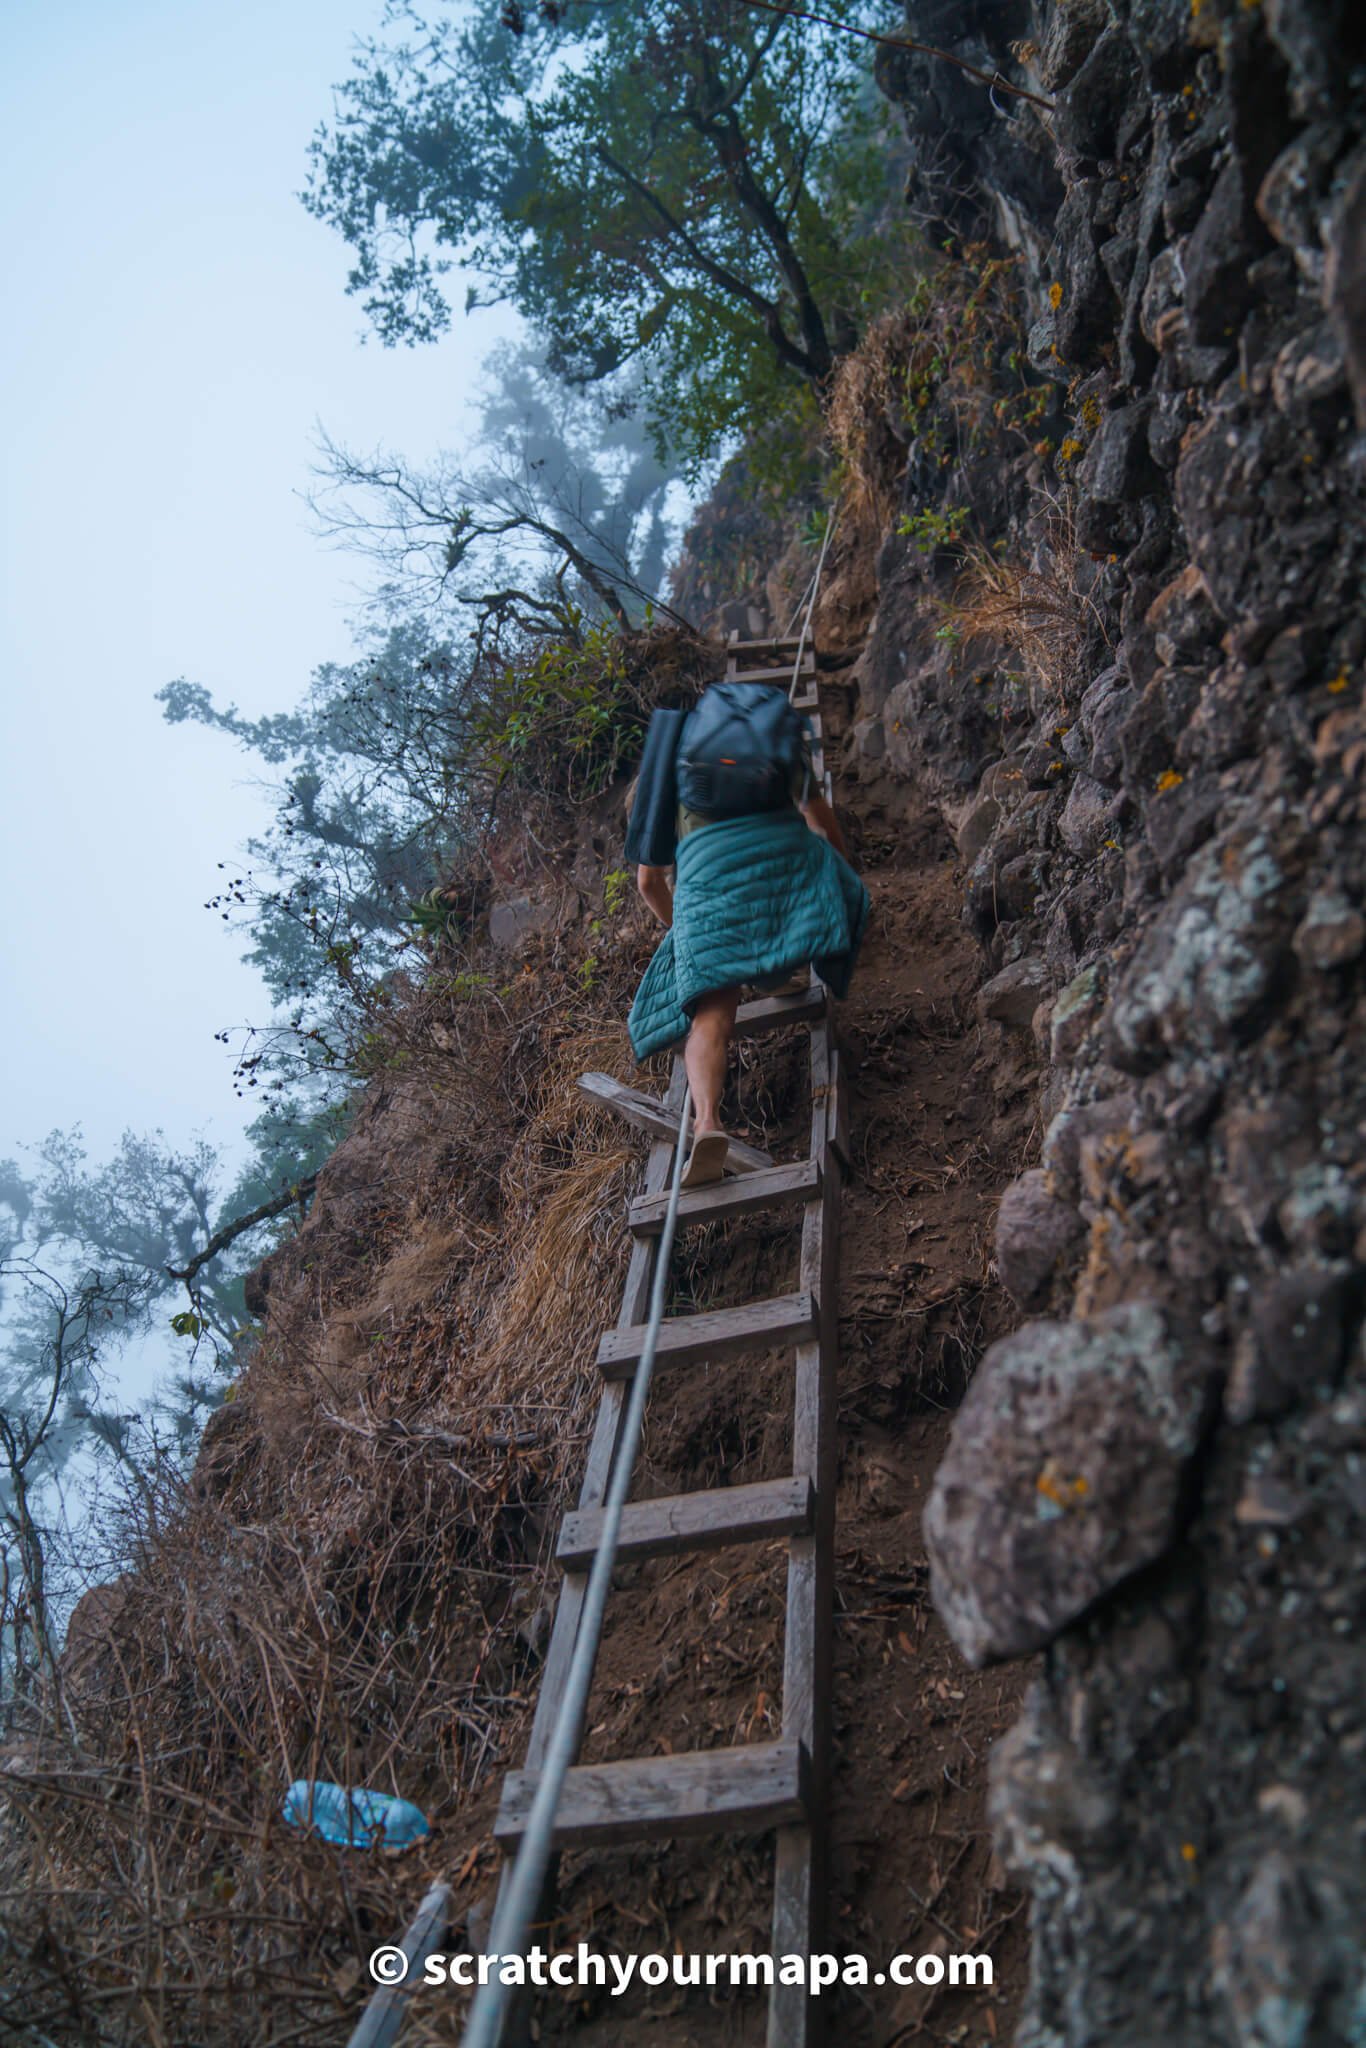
[1139, 245, 1186, 351]
[995, 1169, 1084, 1310]
[1080, 670, 1134, 788]
[979, 954, 1051, 1029]
[1042, 1094, 1139, 1203]
[1143, 770, 1223, 879]
[1051, 964, 1107, 1060]
[1271, 320, 1348, 413]
[850, 713, 887, 765]
[1185, 160, 1269, 348]
[1212, 1853, 1363, 2048]
[1224, 1267, 1355, 1423]
[965, 847, 1047, 931]
[1054, 26, 1141, 160]
[1107, 828, 1290, 1072]
[1059, 773, 1122, 857]
[1263, 0, 1366, 115]
[1076, 404, 1160, 551]
[925, 1302, 1216, 1664]
[1257, 123, 1347, 288]
[1293, 888, 1366, 970]
[955, 792, 1001, 866]
[1327, 158, 1366, 427]
[1037, 0, 1108, 91]
[989, 1682, 1118, 1889]
[1144, 563, 1219, 668]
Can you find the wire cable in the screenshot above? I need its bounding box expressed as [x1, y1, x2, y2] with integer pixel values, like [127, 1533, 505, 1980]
[789, 507, 837, 704]
[461, 1088, 695, 2048]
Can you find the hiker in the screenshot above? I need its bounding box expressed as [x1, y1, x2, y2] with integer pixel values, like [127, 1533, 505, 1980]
[625, 679, 868, 1187]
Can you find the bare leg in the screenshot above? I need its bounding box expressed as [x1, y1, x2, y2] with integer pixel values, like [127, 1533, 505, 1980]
[684, 987, 740, 1136]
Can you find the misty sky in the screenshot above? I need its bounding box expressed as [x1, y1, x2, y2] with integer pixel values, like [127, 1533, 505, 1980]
[1, 0, 514, 1175]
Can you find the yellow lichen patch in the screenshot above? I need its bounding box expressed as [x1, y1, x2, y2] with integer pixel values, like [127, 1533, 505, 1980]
[1155, 767, 1184, 793]
[1181, 1842, 1199, 1863]
[1079, 394, 1103, 432]
[1327, 669, 1350, 694]
[1058, 436, 1085, 465]
[1037, 1460, 1091, 1509]
[1049, 281, 1063, 309]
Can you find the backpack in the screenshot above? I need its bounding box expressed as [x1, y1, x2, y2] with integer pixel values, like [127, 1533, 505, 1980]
[676, 682, 809, 820]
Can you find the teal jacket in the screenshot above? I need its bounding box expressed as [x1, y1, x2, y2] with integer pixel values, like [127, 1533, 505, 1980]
[628, 808, 870, 1061]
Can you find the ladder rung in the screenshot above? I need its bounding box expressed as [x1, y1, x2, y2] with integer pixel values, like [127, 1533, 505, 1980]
[629, 1156, 821, 1235]
[495, 1739, 809, 1848]
[557, 1474, 814, 1567]
[577, 1073, 772, 1173]
[726, 662, 815, 684]
[728, 633, 803, 652]
[597, 1290, 818, 1377]
[793, 689, 819, 712]
[734, 983, 827, 1039]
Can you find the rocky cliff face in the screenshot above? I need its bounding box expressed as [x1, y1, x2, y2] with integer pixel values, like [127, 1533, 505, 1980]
[856, 3, 1366, 2041]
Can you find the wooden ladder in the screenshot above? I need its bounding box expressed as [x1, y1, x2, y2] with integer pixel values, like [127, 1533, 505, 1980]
[487, 638, 845, 2045]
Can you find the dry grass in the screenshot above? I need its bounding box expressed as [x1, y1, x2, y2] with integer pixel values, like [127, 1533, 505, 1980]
[825, 246, 1039, 541]
[942, 507, 1106, 702]
[826, 303, 922, 530]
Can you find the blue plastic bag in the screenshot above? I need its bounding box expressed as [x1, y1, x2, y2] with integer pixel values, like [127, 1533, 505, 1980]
[282, 1779, 430, 1849]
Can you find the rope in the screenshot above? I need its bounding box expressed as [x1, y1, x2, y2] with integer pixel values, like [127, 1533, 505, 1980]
[461, 1088, 695, 2048]
[789, 506, 837, 705]
[782, 562, 818, 637]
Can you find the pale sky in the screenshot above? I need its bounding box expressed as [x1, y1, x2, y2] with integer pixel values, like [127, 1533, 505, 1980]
[1, 0, 514, 1175]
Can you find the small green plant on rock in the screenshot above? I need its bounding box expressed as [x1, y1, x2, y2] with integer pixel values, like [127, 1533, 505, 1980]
[897, 506, 969, 555]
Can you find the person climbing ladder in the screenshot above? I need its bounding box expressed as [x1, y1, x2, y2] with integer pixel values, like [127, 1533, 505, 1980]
[626, 674, 868, 1185]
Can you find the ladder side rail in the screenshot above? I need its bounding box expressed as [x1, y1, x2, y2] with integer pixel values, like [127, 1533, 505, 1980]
[488, 1062, 685, 2046]
[769, 1015, 841, 2048]
[347, 1884, 452, 2048]
[521, 1056, 687, 1776]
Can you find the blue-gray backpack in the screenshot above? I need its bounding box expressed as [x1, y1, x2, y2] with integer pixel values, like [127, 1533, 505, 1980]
[676, 681, 809, 819]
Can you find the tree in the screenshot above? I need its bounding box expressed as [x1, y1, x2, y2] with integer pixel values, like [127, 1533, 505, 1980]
[160, 614, 474, 1063]
[0, 1118, 330, 1705]
[310, 342, 685, 642]
[30, 1127, 251, 1350]
[305, 0, 888, 466]
[0, 1257, 141, 1702]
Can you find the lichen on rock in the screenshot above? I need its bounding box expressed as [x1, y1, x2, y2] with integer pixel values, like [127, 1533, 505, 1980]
[924, 1302, 1216, 1666]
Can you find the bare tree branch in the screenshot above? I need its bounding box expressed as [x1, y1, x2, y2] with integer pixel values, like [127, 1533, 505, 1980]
[164, 1176, 318, 1289]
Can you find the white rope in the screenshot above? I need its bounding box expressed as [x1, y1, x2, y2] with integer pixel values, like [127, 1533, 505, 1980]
[782, 562, 818, 637]
[788, 507, 837, 705]
[461, 1088, 695, 2048]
